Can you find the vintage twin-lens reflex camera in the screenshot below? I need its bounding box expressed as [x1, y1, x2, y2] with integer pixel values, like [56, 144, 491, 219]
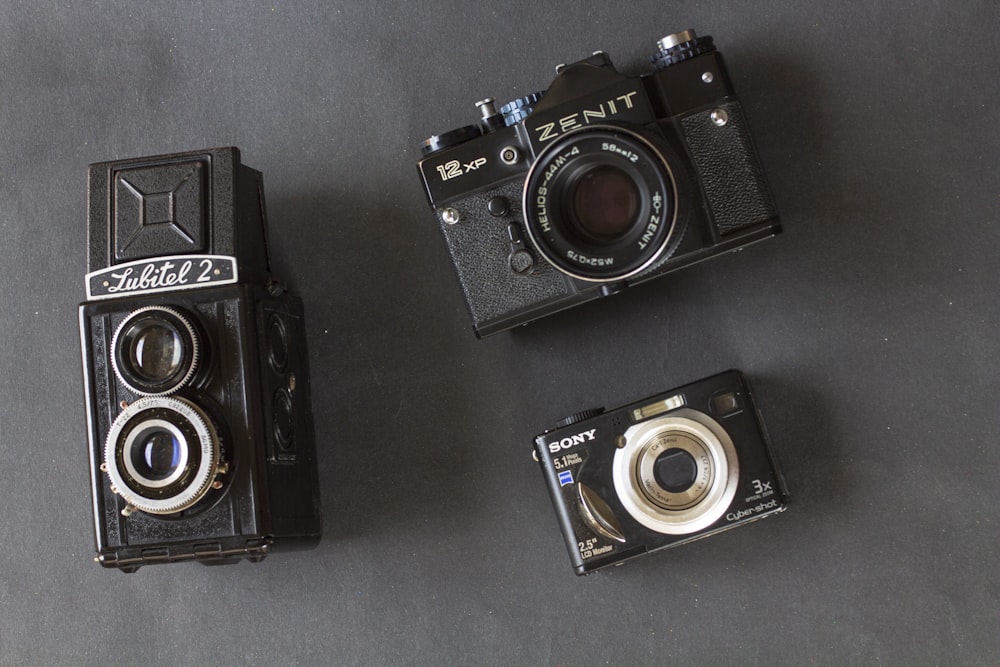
[417, 30, 779, 337]
[534, 371, 786, 575]
[78, 147, 321, 571]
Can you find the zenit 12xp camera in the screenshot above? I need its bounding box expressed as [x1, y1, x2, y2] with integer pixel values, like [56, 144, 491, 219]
[78, 147, 321, 571]
[417, 29, 779, 337]
[534, 371, 786, 575]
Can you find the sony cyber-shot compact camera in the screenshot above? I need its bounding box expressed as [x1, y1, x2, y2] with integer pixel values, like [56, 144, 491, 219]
[417, 30, 779, 337]
[78, 147, 321, 571]
[534, 370, 786, 574]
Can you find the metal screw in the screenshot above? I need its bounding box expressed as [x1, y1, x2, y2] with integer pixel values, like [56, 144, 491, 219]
[710, 109, 729, 126]
[212, 480, 223, 490]
[441, 208, 461, 225]
[701, 71, 714, 83]
[500, 146, 520, 165]
[615, 435, 628, 449]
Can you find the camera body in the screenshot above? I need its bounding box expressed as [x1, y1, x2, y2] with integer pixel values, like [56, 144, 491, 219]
[417, 30, 779, 337]
[78, 147, 321, 571]
[534, 370, 786, 575]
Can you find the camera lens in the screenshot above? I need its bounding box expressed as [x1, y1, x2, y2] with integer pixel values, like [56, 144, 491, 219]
[567, 165, 641, 243]
[613, 411, 739, 535]
[523, 126, 681, 282]
[105, 395, 222, 515]
[111, 306, 200, 396]
[652, 447, 698, 493]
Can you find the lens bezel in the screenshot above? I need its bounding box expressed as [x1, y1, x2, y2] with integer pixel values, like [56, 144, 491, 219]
[104, 395, 221, 515]
[612, 410, 739, 535]
[110, 306, 200, 396]
[522, 126, 679, 282]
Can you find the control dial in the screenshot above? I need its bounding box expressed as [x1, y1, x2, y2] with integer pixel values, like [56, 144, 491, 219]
[650, 29, 716, 70]
[421, 125, 483, 156]
[499, 92, 545, 126]
[556, 408, 604, 429]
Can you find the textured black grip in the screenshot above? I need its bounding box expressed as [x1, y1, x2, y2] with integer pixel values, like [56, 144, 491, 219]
[437, 180, 570, 330]
[680, 101, 778, 235]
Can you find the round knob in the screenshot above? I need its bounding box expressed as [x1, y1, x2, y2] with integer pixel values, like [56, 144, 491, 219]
[650, 29, 716, 70]
[499, 92, 545, 127]
[421, 125, 483, 156]
[556, 408, 604, 429]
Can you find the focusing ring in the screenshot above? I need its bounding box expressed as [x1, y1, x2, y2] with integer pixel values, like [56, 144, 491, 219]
[104, 395, 221, 515]
[110, 305, 201, 396]
[522, 126, 680, 282]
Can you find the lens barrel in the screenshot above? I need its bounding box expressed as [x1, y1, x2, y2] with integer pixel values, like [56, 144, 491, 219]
[522, 126, 680, 282]
[613, 412, 739, 535]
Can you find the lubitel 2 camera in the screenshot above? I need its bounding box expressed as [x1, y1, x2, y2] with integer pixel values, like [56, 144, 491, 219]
[417, 29, 779, 337]
[534, 370, 786, 575]
[78, 147, 321, 571]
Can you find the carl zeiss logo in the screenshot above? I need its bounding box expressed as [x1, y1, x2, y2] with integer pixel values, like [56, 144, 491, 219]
[86, 254, 238, 300]
[558, 470, 574, 487]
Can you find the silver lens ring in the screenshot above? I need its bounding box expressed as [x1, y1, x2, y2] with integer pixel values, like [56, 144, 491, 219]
[612, 410, 738, 535]
[110, 306, 201, 396]
[104, 395, 220, 515]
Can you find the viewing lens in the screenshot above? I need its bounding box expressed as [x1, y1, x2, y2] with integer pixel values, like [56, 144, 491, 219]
[112, 307, 200, 395]
[128, 322, 183, 383]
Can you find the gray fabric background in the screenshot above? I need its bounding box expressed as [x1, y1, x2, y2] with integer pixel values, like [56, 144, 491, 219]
[1, 1, 997, 664]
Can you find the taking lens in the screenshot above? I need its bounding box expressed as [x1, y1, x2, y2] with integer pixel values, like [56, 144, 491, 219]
[111, 306, 200, 395]
[105, 396, 221, 515]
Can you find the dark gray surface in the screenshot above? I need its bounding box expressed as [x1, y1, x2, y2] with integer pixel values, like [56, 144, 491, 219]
[1, 1, 998, 664]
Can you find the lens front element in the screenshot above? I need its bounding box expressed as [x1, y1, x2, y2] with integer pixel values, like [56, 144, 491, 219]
[569, 165, 641, 242]
[111, 306, 200, 396]
[123, 419, 188, 488]
[613, 410, 738, 535]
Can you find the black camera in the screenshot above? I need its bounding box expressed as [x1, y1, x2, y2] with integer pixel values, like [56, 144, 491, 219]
[78, 147, 321, 571]
[417, 30, 779, 337]
[534, 370, 786, 575]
